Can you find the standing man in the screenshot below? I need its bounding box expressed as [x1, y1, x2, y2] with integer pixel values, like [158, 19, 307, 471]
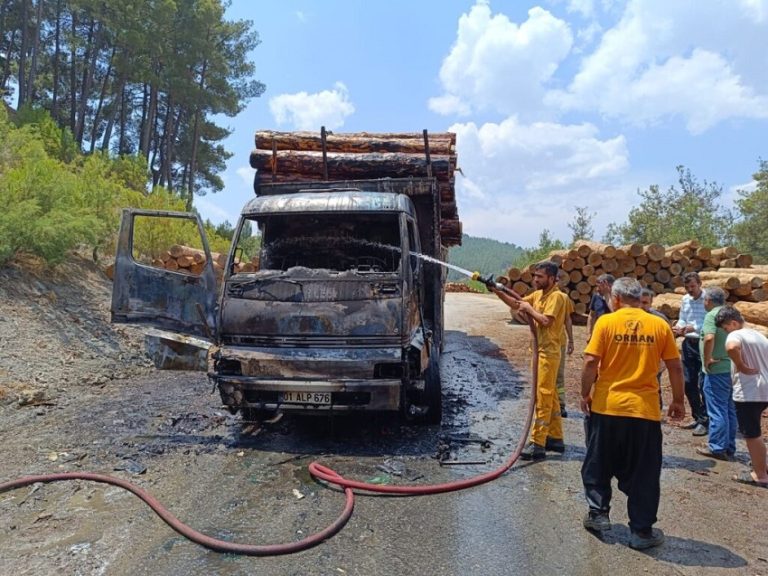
[673, 272, 708, 436]
[641, 287, 669, 404]
[715, 307, 768, 488]
[491, 261, 567, 460]
[580, 278, 685, 550]
[696, 287, 737, 461]
[640, 288, 669, 324]
[586, 274, 614, 341]
[556, 293, 575, 417]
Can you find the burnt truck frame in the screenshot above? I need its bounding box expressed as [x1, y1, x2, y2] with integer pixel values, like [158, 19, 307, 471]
[111, 177, 446, 423]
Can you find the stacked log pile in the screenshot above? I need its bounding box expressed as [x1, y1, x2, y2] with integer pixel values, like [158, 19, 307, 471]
[146, 245, 259, 282]
[249, 130, 462, 246]
[501, 240, 766, 322]
[445, 282, 483, 293]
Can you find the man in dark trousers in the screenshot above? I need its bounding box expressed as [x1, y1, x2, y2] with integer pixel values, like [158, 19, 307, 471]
[674, 272, 708, 436]
[580, 277, 685, 550]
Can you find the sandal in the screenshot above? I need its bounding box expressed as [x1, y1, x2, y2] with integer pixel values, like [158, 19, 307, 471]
[732, 471, 768, 488]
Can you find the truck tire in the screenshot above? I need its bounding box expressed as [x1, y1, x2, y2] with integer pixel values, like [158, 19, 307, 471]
[422, 346, 442, 424]
[241, 407, 281, 425]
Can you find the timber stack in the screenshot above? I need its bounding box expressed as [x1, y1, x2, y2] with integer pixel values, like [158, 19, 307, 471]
[446, 282, 483, 293]
[145, 245, 258, 282]
[249, 129, 462, 247]
[501, 240, 767, 322]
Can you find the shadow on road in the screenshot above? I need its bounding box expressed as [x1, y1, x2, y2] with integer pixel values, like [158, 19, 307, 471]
[588, 524, 748, 568]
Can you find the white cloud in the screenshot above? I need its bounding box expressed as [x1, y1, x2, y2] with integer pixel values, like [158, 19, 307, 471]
[427, 94, 471, 117]
[195, 196, 237, 225]
[451, 117, 629, 244]
[731, 180, 759, 195]
[547, 0, 768, 132]
[236, 165, 254, 189]
[269, 82, 355, 130]
[739, 0, 767, 22]
[723, 178, 759, 209]
[430, 1, 572, 117]
[566, 0, 595, 18]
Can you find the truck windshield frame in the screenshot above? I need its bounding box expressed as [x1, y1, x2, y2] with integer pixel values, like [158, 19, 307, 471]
[234, 212, 403, 275]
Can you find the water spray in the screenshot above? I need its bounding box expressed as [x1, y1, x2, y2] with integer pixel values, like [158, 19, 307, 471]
[408, 253, 520, 300]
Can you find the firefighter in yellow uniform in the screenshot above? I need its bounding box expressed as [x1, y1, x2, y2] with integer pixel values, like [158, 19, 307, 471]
[491, 260, 567, 460]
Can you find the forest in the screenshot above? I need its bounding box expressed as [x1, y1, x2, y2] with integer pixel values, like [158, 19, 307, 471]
[1, 1, 766, 273]
[0, 0, 264, 210]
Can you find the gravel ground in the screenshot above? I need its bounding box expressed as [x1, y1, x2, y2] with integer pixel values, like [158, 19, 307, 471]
[0, 257, 766, 576]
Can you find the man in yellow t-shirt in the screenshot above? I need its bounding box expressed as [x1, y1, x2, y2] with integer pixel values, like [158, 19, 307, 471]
[491, 260, 567, 460]
[580, 277, 685, 550]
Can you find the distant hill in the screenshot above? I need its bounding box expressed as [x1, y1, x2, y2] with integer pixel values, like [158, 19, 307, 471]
[446, 234, 524, 281]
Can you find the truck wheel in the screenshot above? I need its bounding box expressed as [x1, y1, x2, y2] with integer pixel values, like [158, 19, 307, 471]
[241, 407, 282, 425]
[422, 348, 442, 424]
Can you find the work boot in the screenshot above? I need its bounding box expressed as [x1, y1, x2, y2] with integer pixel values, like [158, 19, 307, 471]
[629, 528, 665, 550]
[545, 437, 565, 453]
[520, 442, 546, 461]
[583, 510, 611, 532]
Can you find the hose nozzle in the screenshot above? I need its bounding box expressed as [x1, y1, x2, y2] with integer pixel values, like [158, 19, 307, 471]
[472, 271, 497, 289]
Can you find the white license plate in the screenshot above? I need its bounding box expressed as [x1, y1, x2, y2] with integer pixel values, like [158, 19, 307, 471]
[281, 391, 331, 404]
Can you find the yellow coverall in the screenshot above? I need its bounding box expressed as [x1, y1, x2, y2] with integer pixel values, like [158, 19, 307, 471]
[524, 286, 568, 446]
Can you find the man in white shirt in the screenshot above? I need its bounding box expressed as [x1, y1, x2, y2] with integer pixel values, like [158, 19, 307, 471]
[715, 306, 768, 488]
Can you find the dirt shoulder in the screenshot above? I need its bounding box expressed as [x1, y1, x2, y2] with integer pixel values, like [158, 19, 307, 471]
[0, 254, 151, 408]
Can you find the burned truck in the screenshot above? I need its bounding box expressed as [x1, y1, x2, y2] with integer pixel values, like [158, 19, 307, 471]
[111, 130, 461, 423]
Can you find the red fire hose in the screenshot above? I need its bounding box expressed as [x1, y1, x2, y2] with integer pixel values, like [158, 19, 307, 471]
[0, 288, 538, 556]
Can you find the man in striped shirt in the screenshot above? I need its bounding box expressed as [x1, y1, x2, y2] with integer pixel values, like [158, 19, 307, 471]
[673, 272, 709, 436]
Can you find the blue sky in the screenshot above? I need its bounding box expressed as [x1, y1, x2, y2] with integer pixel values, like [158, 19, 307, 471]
[201, 0, 768, 248]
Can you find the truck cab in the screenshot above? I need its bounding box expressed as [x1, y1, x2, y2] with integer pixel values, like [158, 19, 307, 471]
[111, 182, 444, 423]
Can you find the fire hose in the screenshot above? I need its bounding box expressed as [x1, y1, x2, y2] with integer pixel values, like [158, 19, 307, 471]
[0, 275, 538, 557]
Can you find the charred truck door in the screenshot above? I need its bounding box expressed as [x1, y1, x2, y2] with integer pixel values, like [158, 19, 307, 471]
[110, 209, 218, 369]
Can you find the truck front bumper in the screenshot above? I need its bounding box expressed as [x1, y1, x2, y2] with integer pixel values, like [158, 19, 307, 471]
[215, 377, 402, 411]
[210, 344, 405, 412]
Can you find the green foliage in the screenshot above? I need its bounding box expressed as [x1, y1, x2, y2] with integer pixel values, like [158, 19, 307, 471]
[0, 119, 102, 264]
[132, 215, 204, 262]
[513, 229, 566, 269]
[603, 166, 733, 247]
[109, 155, 150, 192]
[231, 220, 261, 262]
[2, 0, 265, 207]
[0, 108, 233, 266]
[129, 189, 234, 258]
[15, 104, 79, 163]
[732, 160, 768, 263]
[568, 206, 595, 245]
[0, 110, 105, 264]
[203, 221, 240, 256]
[447, 234, 524, 282]
[129, 192, 194, 260]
